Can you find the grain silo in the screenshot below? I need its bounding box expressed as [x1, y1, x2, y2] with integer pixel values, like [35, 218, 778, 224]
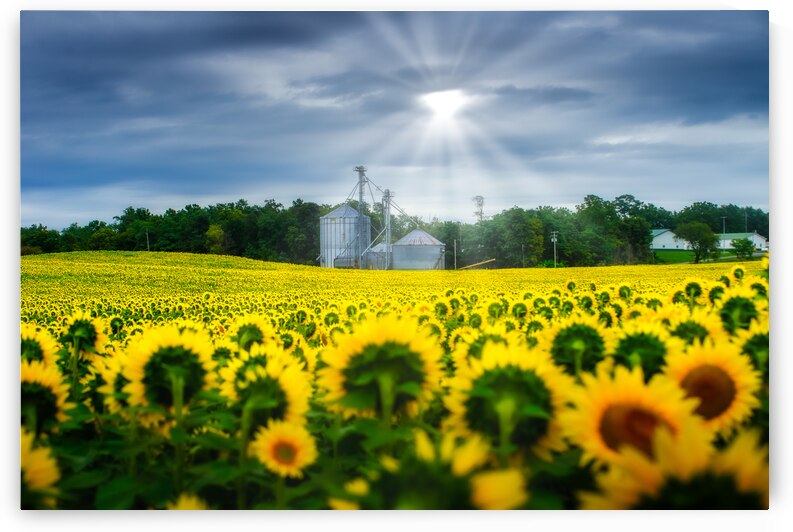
[392, 228, 445, 270]
[319, 204, 371, 268]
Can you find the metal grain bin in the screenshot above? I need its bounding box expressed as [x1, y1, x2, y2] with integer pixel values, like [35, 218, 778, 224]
[392, 228, 445, 270]
[319, 204, 371, 268]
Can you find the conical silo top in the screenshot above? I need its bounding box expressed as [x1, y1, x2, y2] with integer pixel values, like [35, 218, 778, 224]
[394, 228, 443, 246]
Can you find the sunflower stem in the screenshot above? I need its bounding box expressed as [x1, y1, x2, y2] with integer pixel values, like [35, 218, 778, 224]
[377, 373, 395, 430]
[237, 399, 254, 509]
[573, 349, 583, 383]
[495, 398, 516, 468]
[69, 340, 81, 400]
[127, 410, 139, 479]
[170, 373, 185, 494]
[24, 404, 37, 436]
[275, 476, 286, 509]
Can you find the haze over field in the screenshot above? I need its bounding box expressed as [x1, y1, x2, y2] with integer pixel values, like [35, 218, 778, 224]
[21, 11, 768, 229]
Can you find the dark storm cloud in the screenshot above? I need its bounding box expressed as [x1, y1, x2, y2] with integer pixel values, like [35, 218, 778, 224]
[20, 11, 768, 228]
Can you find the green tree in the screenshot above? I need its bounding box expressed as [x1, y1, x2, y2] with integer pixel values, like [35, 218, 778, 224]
[731, 238, 756, 261]
[206, 224, 225, 254]
[674, 222, 719, 264]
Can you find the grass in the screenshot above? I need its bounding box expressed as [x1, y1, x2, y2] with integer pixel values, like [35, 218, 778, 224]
[653, 249, 760, 264]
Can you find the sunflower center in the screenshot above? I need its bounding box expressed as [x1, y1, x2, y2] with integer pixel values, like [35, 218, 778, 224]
[550, 324, 606, 376]
[680, 364, 736, 420]
[237, 324, 265, 351]
[671, 322, 710, 345]
[600, 405, 669, 457]
[21, 339, 45, 363]
[463, 366, 552, 448]
[273, 442, 297, 465]
[613, 333, 668, 380]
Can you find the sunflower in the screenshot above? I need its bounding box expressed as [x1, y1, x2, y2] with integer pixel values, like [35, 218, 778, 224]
[249, 420, 317, 479]
[450, 322, 524, 367]
[60, 310, 109, 358]
[317, 315, 443, 421]
[218, 344, 311, 429]
[123, 325, 215, 412]
[609, 321, 685, 381]
[445, 341, 574, 461]
[470, 469, 529, 510]
[227, 314, 281, 352]
[536, 314, 613, 378]
[21, 428, 60, 509]
[21, 323, 60, 366]
[663, 339, 761, 436]
[165, 493, 209, 510]
[95, 351, 131, 416]
[560, 366, 703, 467]
[579, 419, 768, 509]
[667, 307, 730, 346]
[716, 284, 767, 335]
[734, 319, 769, 383]
[413, 429, 492, 476]
[21, 360, 71, 435]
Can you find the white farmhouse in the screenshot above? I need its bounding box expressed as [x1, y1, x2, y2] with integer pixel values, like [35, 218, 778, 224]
[651, 229, 690, 250]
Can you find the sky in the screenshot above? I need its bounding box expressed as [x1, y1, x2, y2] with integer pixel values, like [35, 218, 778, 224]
[20, 10, 769, 229]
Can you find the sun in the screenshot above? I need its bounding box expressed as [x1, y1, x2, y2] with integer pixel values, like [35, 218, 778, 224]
[420, 90, 469, 120]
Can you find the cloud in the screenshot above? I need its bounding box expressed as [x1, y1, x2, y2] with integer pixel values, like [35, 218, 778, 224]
[20, 11, 768, 229]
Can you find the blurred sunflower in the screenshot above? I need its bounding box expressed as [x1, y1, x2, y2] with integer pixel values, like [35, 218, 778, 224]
[609, 321, 685, 381]
[664, 339, 760, 436]
[717, 285, 766, 335]
[165, 493, 209, 510]
[123, 325, 215, 412]
[249, 420, 317, 479]
[21, 428, 60, 509]
[445, 341, 573, 461]
[228, 314, 281, 352]
[21, 360, 71, 434]
[667, 307, 729, 346]
[21, 323, 60, 366]
[470, 469, 529, 510]
[95, 351, 131, 415]
[537, 314, 613, 378]
[317, 315, 443, 421]
[60, 310, 108, 359]
[561, 366, 703, 467]
[580, 419, 768, 509]
[734, 319, 769, 383]
[218, 344, 311, 429]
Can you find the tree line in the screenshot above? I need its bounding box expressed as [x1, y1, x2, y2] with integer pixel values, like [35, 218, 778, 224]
[21, 194, 768, 268]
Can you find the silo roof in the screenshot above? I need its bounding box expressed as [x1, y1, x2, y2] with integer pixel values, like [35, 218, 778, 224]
[321, 204, 370, 219]
[394, 228, 443, 246]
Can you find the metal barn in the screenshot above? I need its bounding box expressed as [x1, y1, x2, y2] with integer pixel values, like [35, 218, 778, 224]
[319, 204, 371, 268]
[392, 229, 445, 270]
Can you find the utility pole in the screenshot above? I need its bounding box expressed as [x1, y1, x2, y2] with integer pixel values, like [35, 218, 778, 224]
[745, 208, 748, 233]
[454, 239, 457, 270]
[145, 228, 150, 252]
[521, 243, 525, 268]
[551, 231, 558, 268]
[721, 216, 727, 251]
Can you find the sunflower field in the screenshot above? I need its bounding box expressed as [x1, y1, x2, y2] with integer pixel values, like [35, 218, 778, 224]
[20, 251, 770, 510]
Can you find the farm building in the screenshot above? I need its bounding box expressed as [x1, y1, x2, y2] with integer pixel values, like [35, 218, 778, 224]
[651, 228, 768, 251]
[392, 228, 445, 270]
[318, 204, 371, 268]
[717, 232, 768, 250]
[651, 229, 689, 250]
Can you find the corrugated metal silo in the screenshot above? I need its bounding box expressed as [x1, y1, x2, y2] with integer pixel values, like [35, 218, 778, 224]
[319, 204, 371, 268]
[392, 228, 445, 270]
